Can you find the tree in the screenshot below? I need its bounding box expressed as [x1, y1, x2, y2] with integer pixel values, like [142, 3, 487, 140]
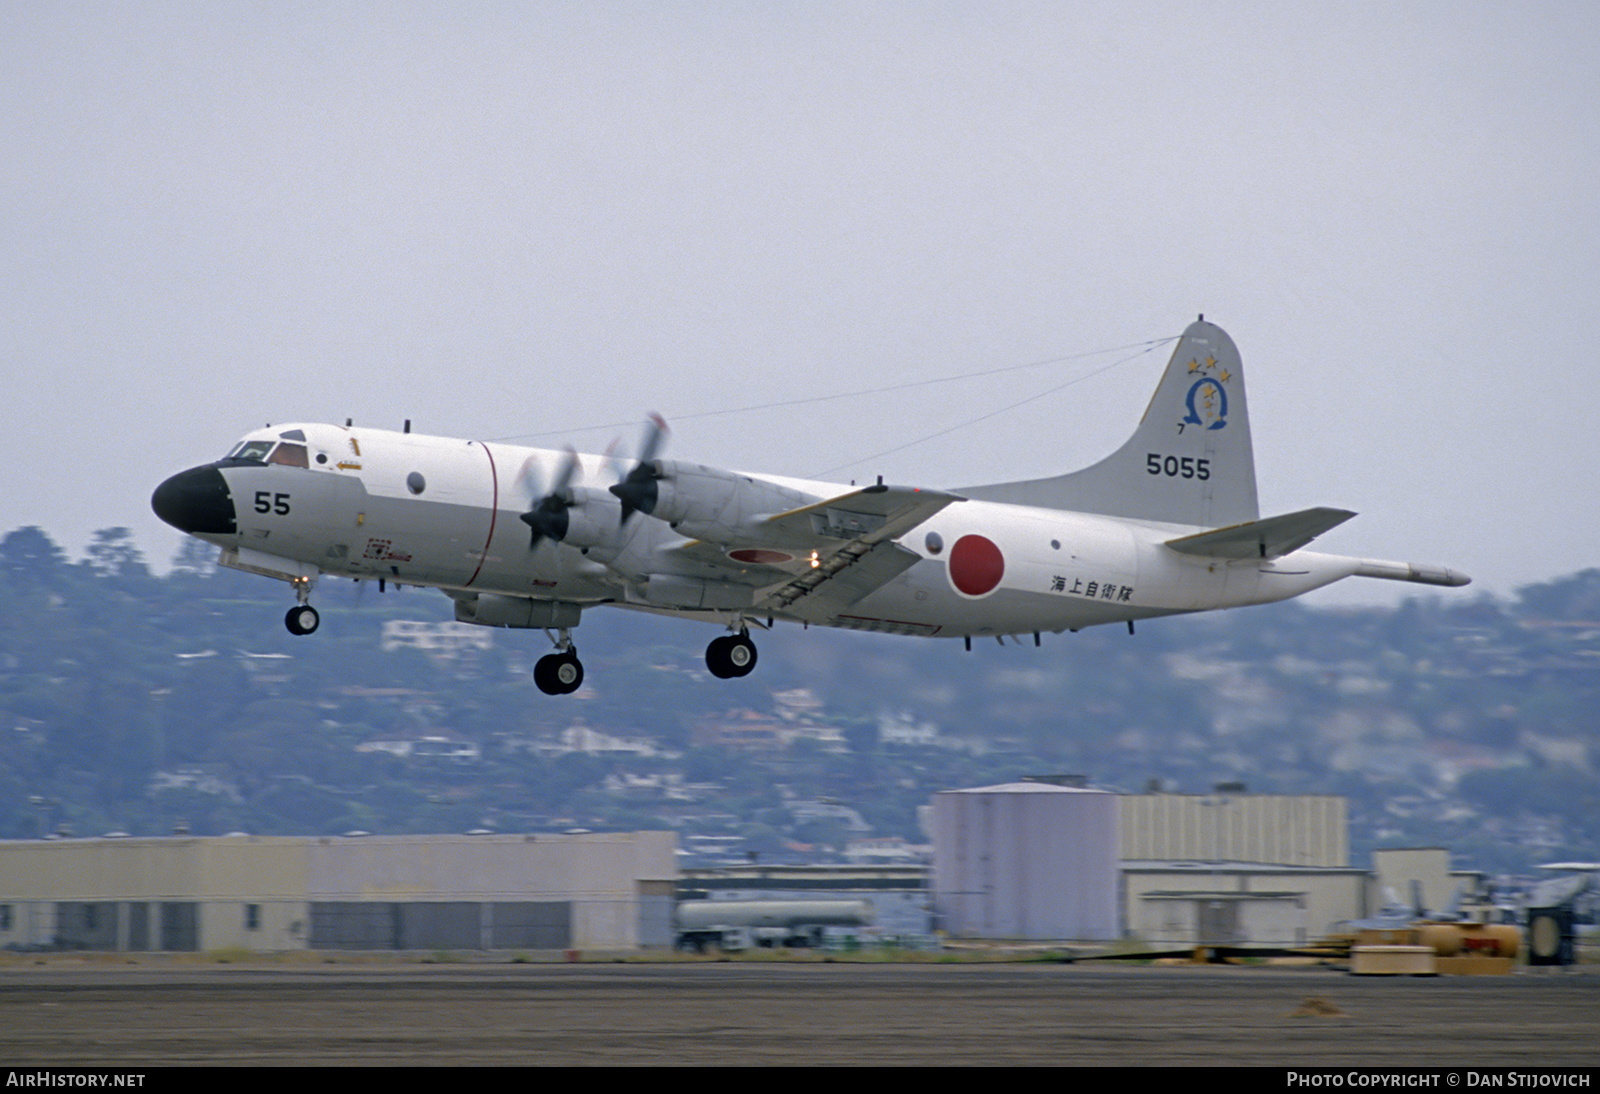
[171, 537, 217, 577]
[0, 526, 68, 586]
[1516, 569, 1600, 622]
[84, 528, 151, 583]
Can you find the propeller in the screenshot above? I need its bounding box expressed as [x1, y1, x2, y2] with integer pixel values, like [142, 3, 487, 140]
[601, 436, 629, 484]
[608, 413, 669, 525]
[518, 447, 581, 549]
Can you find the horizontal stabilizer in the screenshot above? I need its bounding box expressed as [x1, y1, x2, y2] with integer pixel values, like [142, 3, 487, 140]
[1165, 507, 1356, 560]
[1353, 559, 1472, 587]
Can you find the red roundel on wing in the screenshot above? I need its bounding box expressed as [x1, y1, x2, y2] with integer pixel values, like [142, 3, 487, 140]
[948, 534, 1004, 596]
[728, 548, 793, 565]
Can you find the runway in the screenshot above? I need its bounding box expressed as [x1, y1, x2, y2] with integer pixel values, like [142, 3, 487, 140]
[1, 959, 1594, 1066]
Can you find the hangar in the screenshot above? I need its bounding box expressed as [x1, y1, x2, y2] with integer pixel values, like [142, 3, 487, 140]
[0, 794, 1482, 953]
[929, 784, 1476, 946]
[0, 831, 675, 952]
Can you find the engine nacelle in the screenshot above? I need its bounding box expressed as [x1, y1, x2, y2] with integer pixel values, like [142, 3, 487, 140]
[549, 486, 626, 552]
[646, 461, 819, 545]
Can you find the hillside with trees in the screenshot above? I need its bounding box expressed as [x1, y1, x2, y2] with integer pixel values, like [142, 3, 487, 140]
[2, 526, 1596, 875]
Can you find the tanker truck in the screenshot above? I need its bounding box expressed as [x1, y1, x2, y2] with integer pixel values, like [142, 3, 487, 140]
[675, 899, 874, 952]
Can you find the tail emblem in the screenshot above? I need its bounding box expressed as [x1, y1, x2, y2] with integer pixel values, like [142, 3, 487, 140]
[1182, 371, 1230, 431]
[1184, 355, 1228, 431]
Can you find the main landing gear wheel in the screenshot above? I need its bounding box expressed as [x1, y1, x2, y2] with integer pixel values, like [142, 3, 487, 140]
[705, 634, 757, 679]
[534, 651, 584, 695]
[285, 605, 320, 636]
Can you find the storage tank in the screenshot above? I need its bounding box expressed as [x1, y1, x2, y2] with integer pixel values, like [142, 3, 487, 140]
[932, 782, 1119, 940]
[675, 900, 873, 951]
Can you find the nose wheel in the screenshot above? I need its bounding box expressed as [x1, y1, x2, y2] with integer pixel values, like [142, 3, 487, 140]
[706, 633, 757, 679]
[285, 604, 320, 636]
[284, 575, 319, 636]
[534, 650, 584, 695]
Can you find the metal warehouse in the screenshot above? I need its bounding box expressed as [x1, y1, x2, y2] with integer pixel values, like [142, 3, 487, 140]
[0, 831, 676, 953]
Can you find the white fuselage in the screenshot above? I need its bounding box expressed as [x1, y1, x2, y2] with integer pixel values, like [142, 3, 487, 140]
[194, 422, 1360, 639]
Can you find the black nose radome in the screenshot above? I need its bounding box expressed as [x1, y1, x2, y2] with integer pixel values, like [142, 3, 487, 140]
[152, 465, 237, 536]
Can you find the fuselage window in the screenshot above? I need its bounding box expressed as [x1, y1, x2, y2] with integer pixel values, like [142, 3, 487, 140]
[269, 443, 310, 469]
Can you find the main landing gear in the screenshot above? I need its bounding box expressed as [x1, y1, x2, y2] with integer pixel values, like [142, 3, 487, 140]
[705, 632, 757, 679]
[534, 628, 584, 695]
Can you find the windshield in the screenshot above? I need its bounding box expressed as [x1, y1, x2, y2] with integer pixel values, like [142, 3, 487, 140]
[223, 440, 275, 464]
[219, 440, 310, 468]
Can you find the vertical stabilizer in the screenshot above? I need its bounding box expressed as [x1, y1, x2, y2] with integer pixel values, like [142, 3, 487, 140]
[961, 319, 1259, 527]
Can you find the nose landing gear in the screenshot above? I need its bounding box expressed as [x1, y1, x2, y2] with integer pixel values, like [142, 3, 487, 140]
[285, 604, 320, 635]
[284, 576, 319, 635]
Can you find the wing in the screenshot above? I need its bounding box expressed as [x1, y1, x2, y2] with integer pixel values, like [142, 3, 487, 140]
[664, 484, 961, 617]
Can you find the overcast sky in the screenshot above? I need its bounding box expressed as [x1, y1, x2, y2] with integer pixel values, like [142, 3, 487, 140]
[3, 2, 1595, 607]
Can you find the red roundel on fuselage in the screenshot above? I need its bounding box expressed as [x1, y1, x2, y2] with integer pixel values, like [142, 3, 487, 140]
[948, 534, 1004, 596]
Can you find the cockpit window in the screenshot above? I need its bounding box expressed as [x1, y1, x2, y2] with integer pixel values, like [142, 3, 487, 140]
[224, 440, 276, 464]
[219, 439, 310, 467]
[268, 443, 310, 468]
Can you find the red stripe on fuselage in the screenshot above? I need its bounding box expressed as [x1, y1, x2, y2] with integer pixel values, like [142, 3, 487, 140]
[465, 441, 499, 587]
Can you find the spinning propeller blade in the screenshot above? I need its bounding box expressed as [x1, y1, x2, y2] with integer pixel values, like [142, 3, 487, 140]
[609, 413, 669, 525]
[518, 447, 581, 549]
